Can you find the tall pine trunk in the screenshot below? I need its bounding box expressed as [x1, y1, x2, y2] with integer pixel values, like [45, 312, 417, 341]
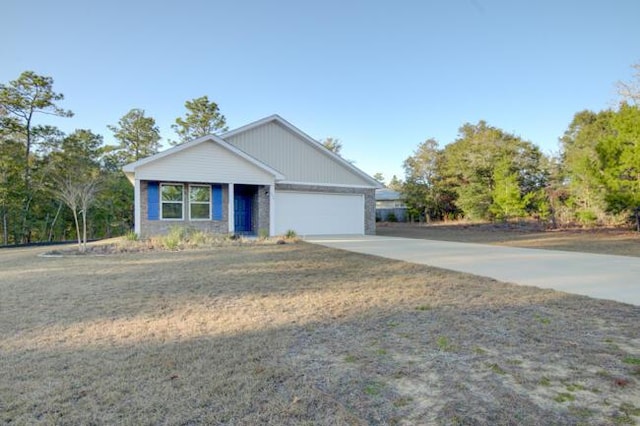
[2, 208, 7, 246]
[20, 194, 32, 244]
[21, 117, 33, 244]
[48, 202, 63, 242]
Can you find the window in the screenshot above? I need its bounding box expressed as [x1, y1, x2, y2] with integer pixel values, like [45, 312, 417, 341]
[190, 185, 211, 220]
[161, 184, 184, 219]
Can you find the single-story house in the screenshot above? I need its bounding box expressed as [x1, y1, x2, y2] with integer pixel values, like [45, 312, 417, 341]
[375, 188, 407, 222]
[123, 115, 382, 237]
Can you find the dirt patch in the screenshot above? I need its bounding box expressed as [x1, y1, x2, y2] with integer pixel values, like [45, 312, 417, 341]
[1, 242, 639, 424]
[377, 222, 640, 257]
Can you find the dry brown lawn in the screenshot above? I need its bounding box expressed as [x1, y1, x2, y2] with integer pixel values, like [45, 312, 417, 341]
[377, 222, 640, 257]
[1, 241, 640, 425]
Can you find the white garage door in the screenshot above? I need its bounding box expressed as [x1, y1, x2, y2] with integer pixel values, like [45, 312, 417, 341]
[275, 191, 364, 235]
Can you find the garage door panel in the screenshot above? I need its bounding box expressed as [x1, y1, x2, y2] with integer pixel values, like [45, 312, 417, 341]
[275, 191, 364, 235]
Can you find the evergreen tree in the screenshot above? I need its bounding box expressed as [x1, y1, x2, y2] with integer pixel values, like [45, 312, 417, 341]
[0, 71, 72, 242]
[108, 109, 161, 163]
[490, 157, 531, 220]
[388, 175, 403, 191]
[171, 96, 227, 145]
[321, 137, 343, 155]
[438, 121, 545, 221]
[560, 110, 613, 224]
[596, 103, 640, 214]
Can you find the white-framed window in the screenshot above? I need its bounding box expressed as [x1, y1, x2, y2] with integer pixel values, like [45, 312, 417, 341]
[161, 183, 184, 220]
[189, 185, 211, 220]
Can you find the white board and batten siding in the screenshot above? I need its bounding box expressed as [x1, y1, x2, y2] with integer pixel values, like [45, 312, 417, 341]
[135, 141, 275, 185]
[225, 121, 372, 187]
[274, 191, 364, 235]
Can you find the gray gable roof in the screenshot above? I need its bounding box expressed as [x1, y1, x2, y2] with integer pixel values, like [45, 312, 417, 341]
[375, 188, 402, 201]
[123, 115, 382, 189]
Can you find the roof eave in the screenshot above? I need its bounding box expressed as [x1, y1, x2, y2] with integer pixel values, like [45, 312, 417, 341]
[121, 134, 286, 181]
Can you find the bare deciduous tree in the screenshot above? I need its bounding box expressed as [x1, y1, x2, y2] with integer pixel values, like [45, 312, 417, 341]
[78, 180, 98, 252]
[617, 62, 640, 105]
[53, 178, 99, 252]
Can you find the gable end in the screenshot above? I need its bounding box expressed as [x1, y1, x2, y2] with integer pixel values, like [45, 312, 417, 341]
[224, 117, 379, 187]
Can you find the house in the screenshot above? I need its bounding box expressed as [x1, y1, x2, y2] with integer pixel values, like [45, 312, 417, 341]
[123, 115, 382, 237]
[375, 188, 407, 222]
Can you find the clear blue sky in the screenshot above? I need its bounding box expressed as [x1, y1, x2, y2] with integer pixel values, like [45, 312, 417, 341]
[3, 0, 639, 181]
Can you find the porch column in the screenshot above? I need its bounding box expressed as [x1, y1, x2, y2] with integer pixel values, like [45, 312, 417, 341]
[134, 179, 141, 235]
[269, 183, 275, 236]
[228, 183, 235, 234]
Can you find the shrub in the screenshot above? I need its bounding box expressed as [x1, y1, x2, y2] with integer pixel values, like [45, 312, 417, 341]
[576, 210, 598, 226]
[258, 228, 269, 240]
[162, 235, 180, 250]
[159, 225, 194, 250]
[188, 230, 209, 246]
[161, 229, 182, 250]
[124, 230, 138, 241]
[284, 229, 297, 239]
[386, 212, 398, 222]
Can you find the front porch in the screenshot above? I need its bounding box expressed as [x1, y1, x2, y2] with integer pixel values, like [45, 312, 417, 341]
[228, 184, 272, 236]
[135, 181, 274, 237]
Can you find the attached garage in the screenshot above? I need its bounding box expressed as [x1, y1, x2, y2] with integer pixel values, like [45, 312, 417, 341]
[274, 191, 364, 235]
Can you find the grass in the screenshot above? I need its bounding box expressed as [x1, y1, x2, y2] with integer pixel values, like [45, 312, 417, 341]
[554, 392, 576, 403]
[344, 354, 357, 363]
[564, 383, 586, 392]
[436, 336, 455, 352]
[473, 346, 487, 355]
[623, 357, 640, 365]
[1, 241, 640, 424]
[621, 403, 640, 417]
[377, 222, 640, 257]
[534, 313, 551, 325]
[363, 382, 385, 396]
[415, 304, 432, 311]
[487, 363, 507, 375]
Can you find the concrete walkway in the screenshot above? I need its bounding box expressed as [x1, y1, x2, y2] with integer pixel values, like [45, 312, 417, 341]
[306, 235, 640, 306]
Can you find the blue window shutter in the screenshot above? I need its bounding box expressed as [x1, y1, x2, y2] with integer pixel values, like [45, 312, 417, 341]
[147, 181, 159, 220]
[212, 184, 223, 220]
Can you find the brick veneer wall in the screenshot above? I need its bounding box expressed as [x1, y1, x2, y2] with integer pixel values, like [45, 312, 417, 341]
[137, 181, 374, 236]
[139, 180, 229, 237]
[256, 185, 270, 235]
[274, 183, 376, 235]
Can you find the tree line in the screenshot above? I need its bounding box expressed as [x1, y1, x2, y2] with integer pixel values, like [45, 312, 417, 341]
[394, 64, 640, 229]
[0, 71, 227, 246]
[2, 64, 638, 246]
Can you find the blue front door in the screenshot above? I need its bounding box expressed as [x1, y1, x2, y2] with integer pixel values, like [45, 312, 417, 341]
[234, 195, 253, 234]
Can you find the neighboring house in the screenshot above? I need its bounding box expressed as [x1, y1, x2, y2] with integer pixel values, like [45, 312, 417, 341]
[375, 188, 407, 222]
[123, 115, 382, 237]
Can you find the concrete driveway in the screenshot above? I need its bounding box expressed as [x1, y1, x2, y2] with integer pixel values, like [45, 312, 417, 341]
[306, 235, 640, 306]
